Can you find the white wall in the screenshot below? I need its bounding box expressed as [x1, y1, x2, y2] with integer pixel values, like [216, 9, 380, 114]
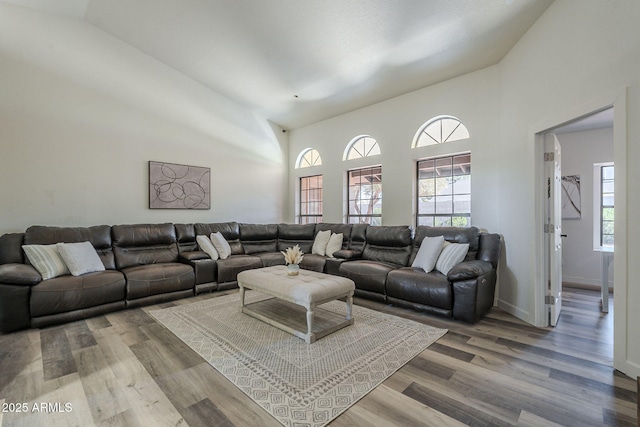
[288, 66, 500, 229]
[0, 3, 287, 235]
[498, 0, 639, 377]
[557, 127, 614, 288]
[289, 0, 640, 378]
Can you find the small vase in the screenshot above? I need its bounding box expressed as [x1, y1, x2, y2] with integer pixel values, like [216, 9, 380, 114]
[287, 264, 300, 276]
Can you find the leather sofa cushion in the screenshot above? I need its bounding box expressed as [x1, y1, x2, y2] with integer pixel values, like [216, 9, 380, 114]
[447, 260, 493, 281]
[216, 255, 263, 283]
[386, 267, 452, 310]
[0, 233, 25, 264]
[255, 252, 285, 267]
[123, 263, 194, 300]
[240, 223, 278, 254]
[0, 263, 42, 285]
[25, 225, 116, 270]
[362, 226, 412, 266]
[338, 260, 397, 295]
[175, 223, 198, 253]
[349, 224, 368, 252]
[277, 223, 315, 253]
[414, 226, 480, 262]
[194, 222, 243, 255]
[314, 223, 352, 250]
[112, 223, 179, 269]
[30, 270, 126, 317]
[299, 253, 327, 273]
[478, 233, 501, 268]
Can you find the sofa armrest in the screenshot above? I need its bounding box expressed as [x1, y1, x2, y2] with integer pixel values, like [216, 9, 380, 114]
[0, 263, 42, 285]
[179, 251, 210, 262]
[447, 260, 493, 282]
[332, 249, 362, 260]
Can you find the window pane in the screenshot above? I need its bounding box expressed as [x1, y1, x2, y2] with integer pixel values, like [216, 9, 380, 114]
[452, 216, 470, 227]
[435, 217, 452, 227]
[436, 195, 453, 214]
[453, 175, 471, 194]
[415, 116, 469, 146]
[417, 153, 471, 227]
[418, 159, 436, 178]
[348, 166, 382, 224]
[453, 194, 471, 214]
[435, 157, 452, 177]
[418, 216, 434, 226]
[602, 207, 614, 221]
[299, 175, 323, 224]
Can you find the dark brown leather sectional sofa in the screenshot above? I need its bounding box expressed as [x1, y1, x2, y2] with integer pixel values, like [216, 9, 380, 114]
[0, 221, 501, 333]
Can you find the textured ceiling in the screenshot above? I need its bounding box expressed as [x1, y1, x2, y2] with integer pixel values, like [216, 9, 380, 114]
[5, 0, 554, 129]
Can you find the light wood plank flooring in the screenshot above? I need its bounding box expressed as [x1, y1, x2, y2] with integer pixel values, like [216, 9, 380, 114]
[0, 287, 636, 426]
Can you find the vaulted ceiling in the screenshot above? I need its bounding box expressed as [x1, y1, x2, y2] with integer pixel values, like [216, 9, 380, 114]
[4, 0, 554, 129]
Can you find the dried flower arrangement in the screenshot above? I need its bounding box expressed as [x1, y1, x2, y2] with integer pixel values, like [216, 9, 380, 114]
[281, 244, 304, 265]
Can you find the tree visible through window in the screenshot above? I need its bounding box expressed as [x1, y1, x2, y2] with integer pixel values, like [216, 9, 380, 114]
[299, 175, 323, 224]
[348, 166, 382, 225]
[417, 154, 471, 227]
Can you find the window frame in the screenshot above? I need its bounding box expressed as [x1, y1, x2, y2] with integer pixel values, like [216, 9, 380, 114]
[343, 135, 380, 161]
[295, 148, 322, 169]
[412, 115, 470, 148]
[347, 165, 382, 225]
[416, 153, 471, 227]
[298, 174, 323, 224]
[593, 162, 614, 249]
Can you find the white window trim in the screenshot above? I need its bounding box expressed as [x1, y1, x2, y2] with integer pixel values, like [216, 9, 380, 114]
[593, 161, 614, 250]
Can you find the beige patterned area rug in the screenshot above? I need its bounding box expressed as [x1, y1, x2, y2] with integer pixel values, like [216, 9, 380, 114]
[150, 291, 447, 427]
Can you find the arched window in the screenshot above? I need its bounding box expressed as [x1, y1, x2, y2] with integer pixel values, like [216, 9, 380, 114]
[413, 116, 470, 148]
[343, 135, 380, 160]
[295, 148, 322, 169]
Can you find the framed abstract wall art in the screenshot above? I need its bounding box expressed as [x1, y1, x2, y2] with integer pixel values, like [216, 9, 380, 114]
[149, 161, 210, 209]
[561, 175, 581, 219]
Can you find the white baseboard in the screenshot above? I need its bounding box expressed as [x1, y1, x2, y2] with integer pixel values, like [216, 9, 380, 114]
[562, 275, 613, 289]
[496, 298, 531, 324]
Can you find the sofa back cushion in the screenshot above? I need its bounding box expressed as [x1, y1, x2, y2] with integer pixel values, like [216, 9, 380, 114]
[175, 223, 198, 253]
[349, 224, 368, 252]
[362, 225, 412, 266]
[111, 223, 178, 269]
[277, 223, 315, 253]
[314, 223, 352, 250]
[412, 226, 480, 263]
[478, 233, 501, 268]
[194, 222, 243, 255]
[24, 225, 116, 270]
[0, 233, 25, 264]
[240, 223, 278, 254]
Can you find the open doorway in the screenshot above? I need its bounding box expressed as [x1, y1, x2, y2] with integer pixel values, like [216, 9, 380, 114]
[554, 108, 614, 314]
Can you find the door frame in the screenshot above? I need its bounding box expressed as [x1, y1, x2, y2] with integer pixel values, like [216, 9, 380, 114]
[531, 89, 629, 374]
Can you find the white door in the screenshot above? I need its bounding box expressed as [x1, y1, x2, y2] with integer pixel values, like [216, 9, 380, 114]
[545, 133, 563, 326]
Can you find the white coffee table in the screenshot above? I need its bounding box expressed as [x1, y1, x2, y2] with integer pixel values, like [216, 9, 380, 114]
[237, 265, 355, 343]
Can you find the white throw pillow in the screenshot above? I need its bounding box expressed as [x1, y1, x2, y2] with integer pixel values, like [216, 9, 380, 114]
[435, 242, 470, 275]
[22, 244, 70, 280]
[312, 229, 332, 256]
[210, 232, 232, 260]
[411, 236, 445, 273]
[196, 235, 219, 260]
[56, 241, 105, 276]
[325, 233, 344, 257]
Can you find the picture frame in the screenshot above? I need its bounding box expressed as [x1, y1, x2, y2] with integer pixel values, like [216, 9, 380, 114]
[561, 175, 581, 219]
[149, 161, 210, 209]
